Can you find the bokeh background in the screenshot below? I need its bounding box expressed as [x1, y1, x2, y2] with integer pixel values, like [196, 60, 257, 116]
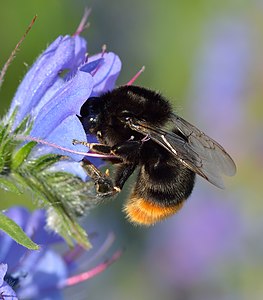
[1, 1, 263, 299]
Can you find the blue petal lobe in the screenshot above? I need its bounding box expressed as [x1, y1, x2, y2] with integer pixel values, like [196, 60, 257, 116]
[25, 209, 62, 245]
[0, 265, 18, 299]
[88, 52, 122, 95]
[80, 58, 104, 73]
[10, 36, 77, 126]
[0, 263, 7, 285]
[48, 161, 88, 182]
[0, 282, 18, 299]
[33, 115, 88, 161]
[17, 250, 67, 300]
[72, 35, 88, 68]
[30, 71, 93, 139]
[65, 35, 88, 78]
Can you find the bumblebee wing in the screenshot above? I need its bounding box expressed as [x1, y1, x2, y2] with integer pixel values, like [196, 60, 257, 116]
[171, 113, 236, 175]
[129, 114, 236, 189]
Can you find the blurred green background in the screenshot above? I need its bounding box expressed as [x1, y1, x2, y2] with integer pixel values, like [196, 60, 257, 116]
[1, 1, 263, 299]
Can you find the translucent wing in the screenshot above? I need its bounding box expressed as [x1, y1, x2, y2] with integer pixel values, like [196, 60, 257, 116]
[128, 113, 236, 189]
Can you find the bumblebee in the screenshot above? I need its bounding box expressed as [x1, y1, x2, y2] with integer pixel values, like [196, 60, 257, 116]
[75, 85, 236, 226]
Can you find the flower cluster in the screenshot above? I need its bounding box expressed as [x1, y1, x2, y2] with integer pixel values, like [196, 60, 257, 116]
[0, 207, 121, 299]
[8, 14, 121, 170]
[0, 12, 121, 248]
[0, 11, 123, 298]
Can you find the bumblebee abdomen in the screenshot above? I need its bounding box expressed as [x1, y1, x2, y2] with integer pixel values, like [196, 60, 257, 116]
[123, 163, 196, 225]
[123, 196, 184, 226]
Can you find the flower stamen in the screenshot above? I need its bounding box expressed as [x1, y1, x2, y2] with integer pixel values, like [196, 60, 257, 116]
[62, 249, 122, 287]
[15, 135, 115, 159]
[84, 232, 115, 268]
[73, 8, 91, 36]
[126, 66, 145, 86]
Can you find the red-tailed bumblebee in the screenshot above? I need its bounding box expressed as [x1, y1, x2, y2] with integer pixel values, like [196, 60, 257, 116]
[76, 85, 236, 226]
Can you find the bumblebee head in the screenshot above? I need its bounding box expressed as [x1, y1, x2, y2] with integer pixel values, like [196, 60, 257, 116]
[78, 97, 102, 133]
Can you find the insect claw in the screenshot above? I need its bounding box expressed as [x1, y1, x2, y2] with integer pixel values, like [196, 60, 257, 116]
[72, 139, 80, 145]
[72, 139, 90, 148]
[114, 186, 121, 193]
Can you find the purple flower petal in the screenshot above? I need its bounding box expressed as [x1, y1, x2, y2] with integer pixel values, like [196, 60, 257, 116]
[0, 208, 61, 270]
[10, 36, 78, 126]
[0, 205, 120, 299]
[65, 35, 88, 79]
[30, 71, 93, 139]
[0, 282, 18, 300]
[80, 58, 104, 73]
[0, 264, 18, 300]
[32, 77, 65, 117]
[0, 263, 7, 286]
[17, 250, 67, 300]
[9, 36, 63, 112]
[24, 209, 61, 245]
[6, 15, 121, 180]
[72, 35, 88, 69]
[88, 52, 122, 95]
[48, 161, 88, 181]
[0, 208, 67, 299]
[33, 115, 89, 161]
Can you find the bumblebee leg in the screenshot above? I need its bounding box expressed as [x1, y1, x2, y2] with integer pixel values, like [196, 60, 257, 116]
[111, 140, 141, 160]
[72, 139, 123, 164]
[114, 163, 137, 189]
[81, 158, 120, 197]
[74, 140, 139, 194]
[72, 139, 112, 154]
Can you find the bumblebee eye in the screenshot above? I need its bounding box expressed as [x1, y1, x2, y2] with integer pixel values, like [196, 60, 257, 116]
[119, 111, 134, 123]
[79, 114, 98, 132]
[89, 116, 97, 125]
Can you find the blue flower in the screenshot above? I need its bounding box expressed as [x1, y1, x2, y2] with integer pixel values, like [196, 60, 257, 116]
[0, 11, 122, 258]
[0, 207, 121, 300]
[0, 263, 18, 300]
[7, 14, 121, 172]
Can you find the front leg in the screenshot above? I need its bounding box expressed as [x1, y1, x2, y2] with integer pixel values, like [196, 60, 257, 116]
[73, 139, 143, 159]
[78, 139, 140, 188]
[73, 139, 112, 154]
[73, 139, 141, 194]
[73, 139, 123, 164]
[111, 140, 142, 162]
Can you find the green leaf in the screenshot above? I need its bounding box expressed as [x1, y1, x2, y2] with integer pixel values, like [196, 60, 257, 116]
[26, 154, 64, 172]
[47, 207, 91, 249]
[14, 156, 94, 249]
[0, 110, 94, 248]
[0, 123, 6, 145]
[0, 177, 22, 194]
[3, 106, 19, 131]
[13, 115, 32, 135]
[11, 141, 37, 170]
[0, 212, 39, 250]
